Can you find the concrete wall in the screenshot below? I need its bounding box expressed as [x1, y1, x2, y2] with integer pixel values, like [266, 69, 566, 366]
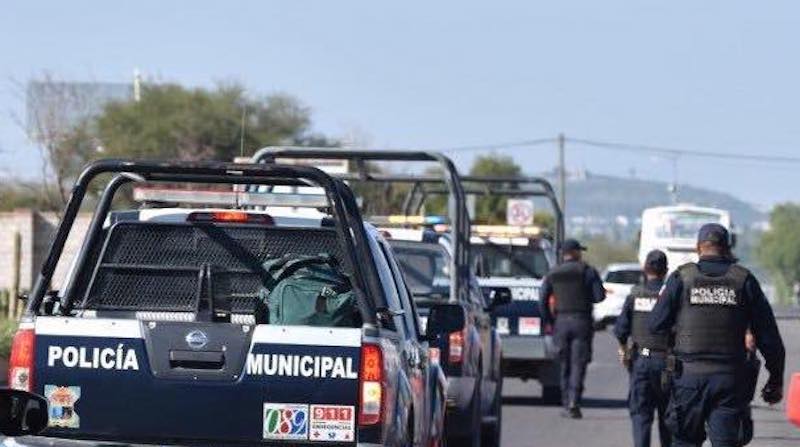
[0, 210, 93, 293]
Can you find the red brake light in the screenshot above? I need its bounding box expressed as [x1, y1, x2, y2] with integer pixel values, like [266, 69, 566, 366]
[187, 211, 273, 224]
[448, 330, 465, 364]
[9, 328, 35, 392]
[359, 343, 384, 426]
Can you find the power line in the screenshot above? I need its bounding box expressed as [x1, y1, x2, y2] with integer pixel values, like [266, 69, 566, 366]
[440, 138, 557, 153]
[436, 135, 800, 165]
[565, 137, 800, 164]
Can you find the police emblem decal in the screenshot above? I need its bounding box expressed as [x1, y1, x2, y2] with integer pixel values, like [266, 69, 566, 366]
[45, 385, 81, 428]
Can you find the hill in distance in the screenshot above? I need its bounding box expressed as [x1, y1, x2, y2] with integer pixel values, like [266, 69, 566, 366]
[535, 169, 765, 234]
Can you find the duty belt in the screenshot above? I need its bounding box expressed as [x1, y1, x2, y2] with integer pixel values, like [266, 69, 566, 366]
[681, 360, 740, 374]
[637, 347, 667, 357]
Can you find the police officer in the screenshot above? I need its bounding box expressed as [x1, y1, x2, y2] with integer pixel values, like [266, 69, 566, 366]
[540, 238, 606, 419]
[649, 223, 785, 447]
[614, 249, 671, 447]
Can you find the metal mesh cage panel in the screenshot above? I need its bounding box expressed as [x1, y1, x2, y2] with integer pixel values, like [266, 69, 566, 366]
[83, 222, 346, 311]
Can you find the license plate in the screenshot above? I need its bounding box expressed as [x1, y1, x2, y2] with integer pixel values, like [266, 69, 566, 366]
[518, 317, 541, 335]
[496, 317, 510, 335]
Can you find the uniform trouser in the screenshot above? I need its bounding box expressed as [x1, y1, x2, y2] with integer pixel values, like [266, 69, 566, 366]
[629, 355, 671, 447]
[554, 314, 593, 406]
[666, 370, 747, 447]
[739, 355, 760, 445]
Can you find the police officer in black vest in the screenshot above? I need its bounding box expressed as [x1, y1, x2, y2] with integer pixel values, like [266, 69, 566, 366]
[614, 249, 671, 447]
[649, 223, 785, 447]
[540, 238, 606, 419]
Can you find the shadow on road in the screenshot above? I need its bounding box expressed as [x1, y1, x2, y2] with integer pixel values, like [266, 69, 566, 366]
[582, 398, 628, 409]
[502, 396, 627, 409]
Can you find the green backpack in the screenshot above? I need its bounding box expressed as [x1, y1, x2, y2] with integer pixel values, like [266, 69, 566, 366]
[257, 254, 358, 327]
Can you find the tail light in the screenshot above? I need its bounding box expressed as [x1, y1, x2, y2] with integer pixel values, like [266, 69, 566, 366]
[448, 330, 465, 364]
[358, 343, 384, 426]
[9, 328, 35, 392]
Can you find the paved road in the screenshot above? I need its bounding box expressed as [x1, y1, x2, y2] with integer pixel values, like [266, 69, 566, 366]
[501, 320, 800, 447]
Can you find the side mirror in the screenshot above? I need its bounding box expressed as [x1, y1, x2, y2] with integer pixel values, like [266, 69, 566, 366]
[0, 389, 49, 436]
[484, 287, 512, 311]
[426, 304, 466, 338]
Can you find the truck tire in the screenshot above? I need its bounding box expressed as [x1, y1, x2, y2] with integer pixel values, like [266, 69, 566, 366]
[481, 368, 503, 447]
[446, 375, 482, 447]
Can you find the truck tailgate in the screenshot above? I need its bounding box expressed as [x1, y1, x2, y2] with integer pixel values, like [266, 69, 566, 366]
[33, 317, 362, 445]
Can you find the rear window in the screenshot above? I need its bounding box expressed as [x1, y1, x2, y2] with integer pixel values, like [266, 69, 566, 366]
[604, 269, 643, 284]
[472, 244, 550, 279]
[389, 240, 450, 302]
[77, 221, 354, 325]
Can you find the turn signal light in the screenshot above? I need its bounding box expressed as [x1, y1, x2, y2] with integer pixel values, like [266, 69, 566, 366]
[358, 343, 384, 426]
[9, 328, 35, 392]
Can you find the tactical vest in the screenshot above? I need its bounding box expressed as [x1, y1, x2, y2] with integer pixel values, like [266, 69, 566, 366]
[629, 284, 669, 351]
[674, 263, 750, 357]
[549, 261, 592, 314]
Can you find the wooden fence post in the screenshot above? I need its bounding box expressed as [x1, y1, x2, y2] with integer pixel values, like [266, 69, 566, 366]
[9, 232, 21, 320]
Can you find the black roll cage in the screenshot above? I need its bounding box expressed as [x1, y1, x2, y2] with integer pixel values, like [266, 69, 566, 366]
[26, 159, 385, 324]
[250, 147, 472, 304]
[402, 175, 565, 263]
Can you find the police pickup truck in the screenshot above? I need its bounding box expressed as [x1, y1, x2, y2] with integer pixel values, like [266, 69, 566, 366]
[8, 160, 451, 447]
[383, 226, 507, 447]
[402, 176, 566, 404]
[472, 227, 561, 403]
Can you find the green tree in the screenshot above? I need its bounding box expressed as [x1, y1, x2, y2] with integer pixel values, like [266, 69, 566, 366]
[469, 154, 522, 224]
[95, 84, 324, 162]
[757, 203, 800, 302]
[581, 235, 638, 271]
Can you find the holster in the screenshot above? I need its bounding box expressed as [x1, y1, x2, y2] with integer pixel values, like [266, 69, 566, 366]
[623, 344, 637, 372]
[661, 353, 679, 393]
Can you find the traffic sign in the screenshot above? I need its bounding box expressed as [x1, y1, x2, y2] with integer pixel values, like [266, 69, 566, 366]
[507, 199, 534, 226]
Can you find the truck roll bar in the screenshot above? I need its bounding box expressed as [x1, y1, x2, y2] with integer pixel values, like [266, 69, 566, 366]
[250, 147, 472, 305]
[405, 175, 565, 262]
[27, 159, 385, 322]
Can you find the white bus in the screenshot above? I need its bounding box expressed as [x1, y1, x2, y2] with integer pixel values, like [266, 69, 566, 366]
[639, 205, 733, 272]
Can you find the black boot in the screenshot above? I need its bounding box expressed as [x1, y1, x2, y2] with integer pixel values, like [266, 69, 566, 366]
[560, 401, 582, 419]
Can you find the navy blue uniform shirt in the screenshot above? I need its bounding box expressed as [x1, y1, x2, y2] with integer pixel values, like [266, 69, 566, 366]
[613, 277, 664, 345]
[648, 256, 785, 383]
[539, 259, 606, 325]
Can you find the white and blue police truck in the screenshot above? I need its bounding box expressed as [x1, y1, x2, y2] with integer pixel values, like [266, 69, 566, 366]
[8, 160, 450, 447]
[471, 227, 562, 404]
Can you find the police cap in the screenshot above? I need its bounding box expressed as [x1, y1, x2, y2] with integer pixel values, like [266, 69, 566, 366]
[644, 249, 668, 275]
[562, 238, 587, 252]
[697, 223, 730, 249]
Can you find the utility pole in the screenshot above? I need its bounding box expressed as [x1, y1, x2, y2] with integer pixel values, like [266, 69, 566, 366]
[133, 68, 141, 102]
[558, 133, 566, 215]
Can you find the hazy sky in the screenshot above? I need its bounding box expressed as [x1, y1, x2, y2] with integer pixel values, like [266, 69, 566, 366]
[2, 1, 799, 208]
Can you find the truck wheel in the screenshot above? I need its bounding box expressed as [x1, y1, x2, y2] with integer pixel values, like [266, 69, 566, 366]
[446, 376, 482, 447]
[481, 372, 503, 447]
[542, 385, 561, 405]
